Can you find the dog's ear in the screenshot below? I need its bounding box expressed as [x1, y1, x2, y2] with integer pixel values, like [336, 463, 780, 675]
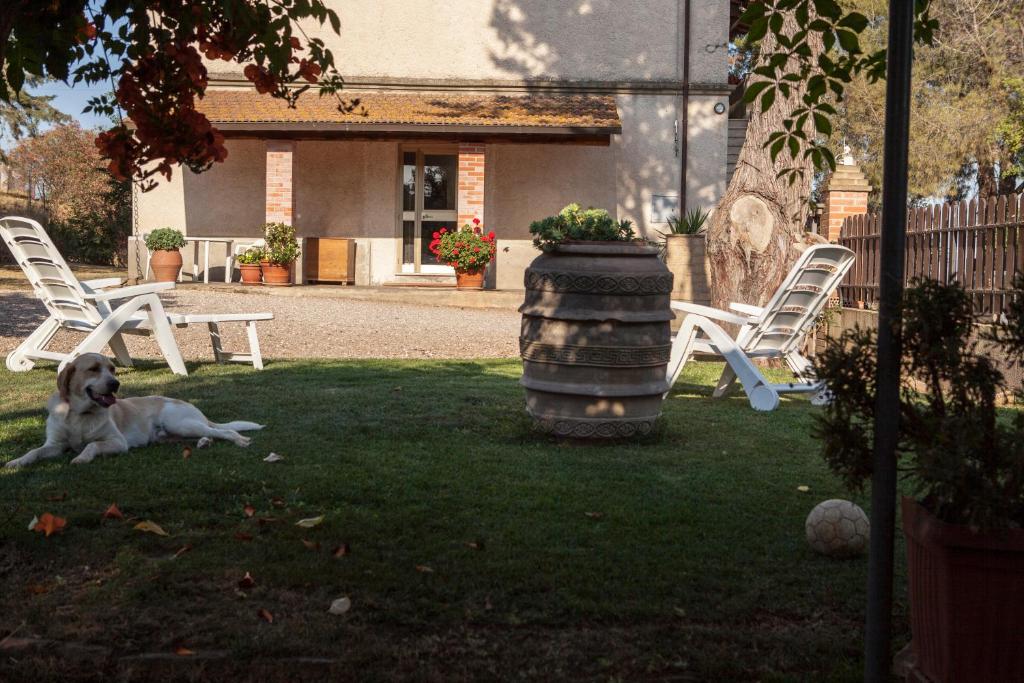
[57, 363, 76, 402]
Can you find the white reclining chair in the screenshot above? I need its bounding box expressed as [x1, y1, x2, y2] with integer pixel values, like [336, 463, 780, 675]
[666, 243, 855, 411]
[1, 216, 273, 375]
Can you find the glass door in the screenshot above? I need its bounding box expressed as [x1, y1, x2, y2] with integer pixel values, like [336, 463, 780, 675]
[400, 150, 459, 274]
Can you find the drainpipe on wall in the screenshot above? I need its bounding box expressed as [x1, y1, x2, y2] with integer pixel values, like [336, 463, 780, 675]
[679, 0, 692, 216]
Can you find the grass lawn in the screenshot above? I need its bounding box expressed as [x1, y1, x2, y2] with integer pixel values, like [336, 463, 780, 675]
[0, 359, 907, 681]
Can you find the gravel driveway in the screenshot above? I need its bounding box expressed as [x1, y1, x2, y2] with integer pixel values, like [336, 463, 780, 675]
[0, 288, 522, 363]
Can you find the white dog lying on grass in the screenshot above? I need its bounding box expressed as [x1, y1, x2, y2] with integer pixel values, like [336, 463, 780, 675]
[5, 353, 263, 468]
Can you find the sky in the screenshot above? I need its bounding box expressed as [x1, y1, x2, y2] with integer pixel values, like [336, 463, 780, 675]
[30, 79, 113, 131]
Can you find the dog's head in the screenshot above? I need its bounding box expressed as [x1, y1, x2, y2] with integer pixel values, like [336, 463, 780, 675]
[58, 353, 120, 412]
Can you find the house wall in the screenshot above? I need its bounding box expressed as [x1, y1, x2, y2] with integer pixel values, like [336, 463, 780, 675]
[228, 0, 727, 85]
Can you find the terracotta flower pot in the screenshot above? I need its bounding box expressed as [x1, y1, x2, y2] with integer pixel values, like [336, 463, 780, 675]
[149, 249, 182, 282]
[902, 497, 1024, 682]
[239, 264, 262, 285]
[261, 261, 292, 287]
[455, 270, 484, 290]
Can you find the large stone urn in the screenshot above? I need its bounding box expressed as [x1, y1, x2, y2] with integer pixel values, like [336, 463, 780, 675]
[519, 242, 674, 439]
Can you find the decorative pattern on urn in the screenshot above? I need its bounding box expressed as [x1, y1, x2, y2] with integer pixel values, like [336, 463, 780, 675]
[519, 340, 673, 367]
[524, 270, 674, 295]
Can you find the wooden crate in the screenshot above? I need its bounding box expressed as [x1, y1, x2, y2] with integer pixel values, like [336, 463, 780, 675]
[304, 238, 355, 285]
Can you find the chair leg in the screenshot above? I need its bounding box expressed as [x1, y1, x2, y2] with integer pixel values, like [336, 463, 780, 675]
[6, 317, 61, 372]
[245, 321, 264, 370]
[664, 316, 700, 396]
[686, 314, 780, 411]
[712, 366, 738, 398]
[208, 322, 224, 363]
[107, 332, 135, 367]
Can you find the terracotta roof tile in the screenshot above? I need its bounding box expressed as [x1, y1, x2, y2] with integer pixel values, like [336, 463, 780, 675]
[197, 89, 621, 131]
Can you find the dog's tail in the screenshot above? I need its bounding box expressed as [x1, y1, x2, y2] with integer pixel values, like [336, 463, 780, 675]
[210, 420, 265, 432]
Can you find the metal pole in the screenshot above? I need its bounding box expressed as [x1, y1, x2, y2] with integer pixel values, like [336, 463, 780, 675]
[864, 1, 915, 680]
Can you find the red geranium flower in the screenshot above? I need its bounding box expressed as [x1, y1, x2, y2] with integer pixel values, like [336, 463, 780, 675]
[473, 217, 481, 225]
[440, 227, 447, 233]
[487, 231, 495, 239]
[432, 231, 440, 239]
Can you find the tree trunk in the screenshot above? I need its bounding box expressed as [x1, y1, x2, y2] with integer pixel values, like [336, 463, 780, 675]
[707, 12, 823, 310]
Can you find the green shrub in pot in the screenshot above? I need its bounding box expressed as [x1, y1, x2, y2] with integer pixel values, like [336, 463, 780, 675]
[528, 203, 636, 251]
[144, 227, 186, 252]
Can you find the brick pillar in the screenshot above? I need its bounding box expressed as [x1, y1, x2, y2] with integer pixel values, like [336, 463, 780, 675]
[266, 140, 295, 224]
[457, 143, 485, 227]
[821, 158, 871, 242]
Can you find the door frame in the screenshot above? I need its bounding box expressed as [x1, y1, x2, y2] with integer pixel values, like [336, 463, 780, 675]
[396, 144, 459, 275]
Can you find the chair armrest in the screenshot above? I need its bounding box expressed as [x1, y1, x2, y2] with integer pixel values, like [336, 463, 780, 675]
[80, 277, 125, 292]
[729, 302, 764, 317]
[670, 300, 751, 326]
[82, 281, 175, 302]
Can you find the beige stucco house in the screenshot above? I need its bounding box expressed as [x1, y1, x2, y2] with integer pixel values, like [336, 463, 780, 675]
[134, 0, 736, 288]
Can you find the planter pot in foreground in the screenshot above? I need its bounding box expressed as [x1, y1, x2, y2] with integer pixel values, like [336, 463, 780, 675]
[149, 249, 182, 283]
[902, 496, 1024, 683]
[239, 264, 262, 285]
[456, 270, 484, 290]
[261, 262, 293, 287]
[518, 241, 674, 439]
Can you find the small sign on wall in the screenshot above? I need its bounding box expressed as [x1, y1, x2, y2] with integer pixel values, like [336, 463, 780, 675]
[650, 194, 679, 224]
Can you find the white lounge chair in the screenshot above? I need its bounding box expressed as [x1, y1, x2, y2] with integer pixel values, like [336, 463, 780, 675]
[1, 216, 273, 375]
[666, 243, 856, 411]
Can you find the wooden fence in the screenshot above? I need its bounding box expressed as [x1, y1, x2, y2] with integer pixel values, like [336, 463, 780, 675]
[838, 192, 1024, 316]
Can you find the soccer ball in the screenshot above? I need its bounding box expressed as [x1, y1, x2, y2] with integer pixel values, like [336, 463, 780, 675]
[805, 499, 870, 558]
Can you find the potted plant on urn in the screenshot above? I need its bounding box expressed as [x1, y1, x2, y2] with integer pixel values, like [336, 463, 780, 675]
[520, 203, 673, 439]
[813, 277, 1024, 683]
[659, 207, 712, 306]
[428, 218, 497, 290]
[236, 246, 264, 285]
[144, 227, 186, 282]
[261, 222, 300, 286]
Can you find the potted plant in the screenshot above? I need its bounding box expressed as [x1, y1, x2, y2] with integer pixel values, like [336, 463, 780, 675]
[659, 207, 711, 305]
[261, 222, 300, 286]
[144, 227, 186, 282]
[814, 277, 1024, 682]
[520, 203, 674, 439]
[427, 218, 497, 290]
[236, 246, 264, 285]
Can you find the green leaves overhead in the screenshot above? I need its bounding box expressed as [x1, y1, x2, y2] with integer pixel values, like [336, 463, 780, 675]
[739, 0, 937, 183]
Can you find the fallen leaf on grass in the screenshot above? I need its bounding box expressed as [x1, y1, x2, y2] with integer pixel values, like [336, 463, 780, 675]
[464, 540, 484, 551]
[328, 597, 351, 615]
[295, 515, 324, 528]
[171, 544, 193, 559]
[46, 492, 67, 502]
[238, 572, 255, 590]
[301, 539, 320, 551]
[103, 503, 124, 520]
[235, 532, 254, 542]
[415, 565, 434, 574]
[33, 513, 67, 537]
[258, 608, 274, 624]
[263, 453, 285, 463]
[174, 647, 195, 656]
[270, 497, 286, 508]
[243, 504, 256, 518]
[27, 515, 37, 531]
[584, 511, 604, 520]
[182, 447, 192, 460]
[797, 485, 810, 493]
[331, 543, 350, 558]
[26, 583, 50, 595]
[134, 521, 168, 536]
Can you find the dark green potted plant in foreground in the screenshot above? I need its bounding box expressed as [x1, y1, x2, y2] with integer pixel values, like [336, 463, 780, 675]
[144, 227, 187, 282]
[520, 203, 673, 439]
[261, 222, 300, 286]
[814, 277, 1024, 683]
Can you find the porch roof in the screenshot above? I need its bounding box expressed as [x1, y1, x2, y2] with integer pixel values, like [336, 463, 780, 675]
[197, 89, 622, 141]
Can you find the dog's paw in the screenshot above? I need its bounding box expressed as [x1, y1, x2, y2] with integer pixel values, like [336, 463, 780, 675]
[4, 458, 25, 470]
[196, 437, 213, 449]
[70, 453, 95, 465]
[234, 435, 252, 448]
